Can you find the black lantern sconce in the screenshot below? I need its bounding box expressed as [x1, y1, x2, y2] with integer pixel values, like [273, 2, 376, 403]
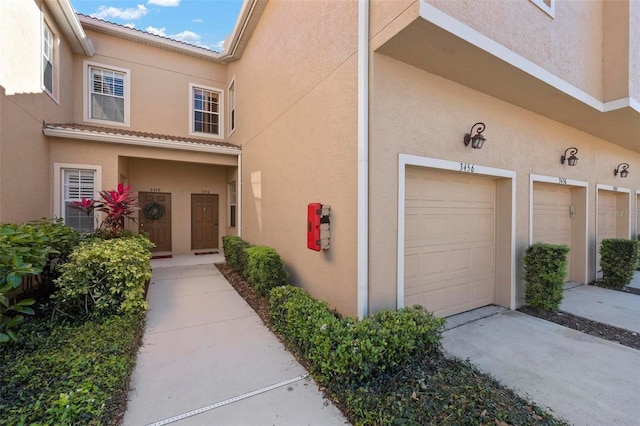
[463, 122, 486, 149]
[614, 163, 629, 178]
[560, 147, 579, 166]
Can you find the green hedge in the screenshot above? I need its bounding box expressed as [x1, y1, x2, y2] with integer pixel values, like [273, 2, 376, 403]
[269, 286, 444, 390]
[53, 235, 153, 316]
[600, 238, 639, 289]
[245, 246, 289, 295]
[0, 313, 144, 425]
[524, 243, 570, 311]
[222, 235, 250, 273]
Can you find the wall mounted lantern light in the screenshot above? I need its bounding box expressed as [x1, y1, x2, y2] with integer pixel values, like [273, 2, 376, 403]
[463, 122, 486, 149]
[614, 163, 629, 178]
[560, 147, 579, 166]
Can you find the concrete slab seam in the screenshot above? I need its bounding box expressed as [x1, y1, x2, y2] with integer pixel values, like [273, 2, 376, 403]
[144, 374, 310, 426]
[146, 313, 258, 335]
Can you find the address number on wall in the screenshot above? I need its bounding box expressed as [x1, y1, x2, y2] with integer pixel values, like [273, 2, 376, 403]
[558, 178, 567, 185]
[459, 162, 475, 173]
[201, 190, 210, 194]
[150, 188, 161, 192]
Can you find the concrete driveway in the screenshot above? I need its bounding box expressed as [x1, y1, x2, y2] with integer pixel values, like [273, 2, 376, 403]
[442, 307, 640, 426]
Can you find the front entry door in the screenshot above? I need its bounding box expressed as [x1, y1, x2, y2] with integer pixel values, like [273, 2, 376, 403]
[139, 192, 172, 252]
[192, 194, 218, 250]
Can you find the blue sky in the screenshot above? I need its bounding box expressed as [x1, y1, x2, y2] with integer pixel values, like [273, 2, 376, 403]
[71, 0, 244, 52]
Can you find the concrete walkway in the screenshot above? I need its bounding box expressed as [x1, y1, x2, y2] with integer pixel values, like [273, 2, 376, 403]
[560, 283, 640, 333]
[442, 310, 640, 426]
[123, 255, 347, 426]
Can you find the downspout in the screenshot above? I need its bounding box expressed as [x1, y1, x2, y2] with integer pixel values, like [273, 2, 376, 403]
[357, 0, 369, 320]
[237, 153, 242, 238]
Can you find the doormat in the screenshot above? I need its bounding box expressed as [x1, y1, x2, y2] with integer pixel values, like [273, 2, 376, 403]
[195, 251, 218, 255]
[151, 254, 173, 259]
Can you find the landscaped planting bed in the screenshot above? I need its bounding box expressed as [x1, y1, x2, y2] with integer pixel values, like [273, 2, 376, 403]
[216, 262, 568, 425]
[0, 311, 145, 425]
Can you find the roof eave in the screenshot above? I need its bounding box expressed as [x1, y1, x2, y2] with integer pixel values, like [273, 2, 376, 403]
[45, 0, 95, 56]
[43, 127, 242, 155]
[218, 0, 268, 63]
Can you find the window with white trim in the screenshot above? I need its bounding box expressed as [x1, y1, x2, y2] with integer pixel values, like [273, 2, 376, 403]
[42, 22, 54, 94]
[63, 169, 96, 232]
[229, 79, 236, 133]
[189, 83, 224, 138]
[83, 61, 130, 126]
[229, 181, 237, 227]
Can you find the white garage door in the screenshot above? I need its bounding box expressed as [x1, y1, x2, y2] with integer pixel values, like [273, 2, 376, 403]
[532, 182, 572, 276]
[404, 167, 496, 317]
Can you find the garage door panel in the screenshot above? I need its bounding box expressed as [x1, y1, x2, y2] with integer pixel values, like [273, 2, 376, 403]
[404, 167, 496, 317]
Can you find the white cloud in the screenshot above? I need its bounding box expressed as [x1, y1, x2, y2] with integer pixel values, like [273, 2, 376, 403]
[172, 30, 201, 44]
[145, 26, 167, 36]
[147, 0, 180, 6]
[213, 40, 225, 51]
[92, 4, 148, 20]
[123, 23, 136, 29]
[192, 18, 204, 23]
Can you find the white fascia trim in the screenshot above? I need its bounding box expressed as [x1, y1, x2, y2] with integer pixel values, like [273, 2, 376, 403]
[419, 2, 636, 114]
[51, 0, 95, 56]
[43, 128, 241, 155]
[78, 15, 221, 61]
[357, 0, 369, 320]
[53, 162, 102, 220]
[224, 0, 258, 58]
[397, 154, 517, 311]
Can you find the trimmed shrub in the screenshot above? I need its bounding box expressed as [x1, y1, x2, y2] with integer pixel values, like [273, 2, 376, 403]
[269, 286, 444, 390]
[600, 238, 639, 289]
[222, 235, 250, 273]
[53, 235, 153, 316]
[245, 246, 289, 295]
[524, 243, 570, 311]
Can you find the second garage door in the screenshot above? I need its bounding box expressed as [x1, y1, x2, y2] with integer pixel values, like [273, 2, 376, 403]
[532, 183, 573, 275]
[404, 167, 496, 317]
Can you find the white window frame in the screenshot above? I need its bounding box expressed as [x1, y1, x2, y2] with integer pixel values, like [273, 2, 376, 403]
[53, 163, 102, 232]
[83, 60, 131, 127]
[228, 180, 237, 227]
[189, 83, 224, 139]
[529, 0, 555, 18]
[42, 13, 59, 102]
[228, 77, 236, 135]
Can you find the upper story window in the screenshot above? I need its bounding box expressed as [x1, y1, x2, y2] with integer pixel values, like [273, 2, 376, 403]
[42, 22, 54, 94]
[189, 83, 224, 138]
[83, 61, 131, 126]
[229, 79, 236, 134]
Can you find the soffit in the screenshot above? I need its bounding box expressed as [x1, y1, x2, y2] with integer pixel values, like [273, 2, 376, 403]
[376, 17, 639, 153]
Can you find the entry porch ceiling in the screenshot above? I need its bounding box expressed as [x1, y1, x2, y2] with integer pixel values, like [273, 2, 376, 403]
[376, 16, 639, 154]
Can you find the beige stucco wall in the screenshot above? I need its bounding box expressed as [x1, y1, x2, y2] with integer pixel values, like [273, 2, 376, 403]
[369, 53, 640, 312]
[0, 0, 76, 223]
[425, 0, 604, 100]
[228, 0, 359, 316]
[73, 30, 228, 138]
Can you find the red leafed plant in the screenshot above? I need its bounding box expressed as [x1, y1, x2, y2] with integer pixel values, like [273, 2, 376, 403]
[73, 183, 138, 233]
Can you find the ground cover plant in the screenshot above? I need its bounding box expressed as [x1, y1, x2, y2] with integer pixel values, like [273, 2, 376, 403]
[0, 312, 145, 425]
[1, 219, 151, 424]
[216, 250, 567, 425]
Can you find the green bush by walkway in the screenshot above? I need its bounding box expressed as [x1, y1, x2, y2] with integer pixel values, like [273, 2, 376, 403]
[600, 238, 639, 289]
[524, 243, 570, 311]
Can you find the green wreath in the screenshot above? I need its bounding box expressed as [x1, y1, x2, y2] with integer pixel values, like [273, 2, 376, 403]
[143, 202, 165, 221]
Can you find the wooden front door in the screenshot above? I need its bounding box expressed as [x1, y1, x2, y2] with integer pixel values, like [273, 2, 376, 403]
[139, 192, 172, 252]
[192, 194, 218, 250]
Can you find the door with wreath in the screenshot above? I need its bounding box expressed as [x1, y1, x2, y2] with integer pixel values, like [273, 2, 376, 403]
[139, 192, 171, 252]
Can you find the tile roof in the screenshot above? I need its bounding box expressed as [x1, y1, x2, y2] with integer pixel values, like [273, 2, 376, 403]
[77, 13, 221, 54]
[44, 123, 240, 151]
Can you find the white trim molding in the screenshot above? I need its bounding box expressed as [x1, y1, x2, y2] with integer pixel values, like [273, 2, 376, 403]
[189, 82, 225, 140]
[529, 0, 555, 18]
[53, 162, 102, 225]
[397, 154, 517, 313]
[83, 60, 131, 127]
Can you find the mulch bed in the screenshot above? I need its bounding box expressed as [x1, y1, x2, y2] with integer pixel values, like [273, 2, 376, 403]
[518, 305, 640, 350]
[215, 263, 271, 325]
